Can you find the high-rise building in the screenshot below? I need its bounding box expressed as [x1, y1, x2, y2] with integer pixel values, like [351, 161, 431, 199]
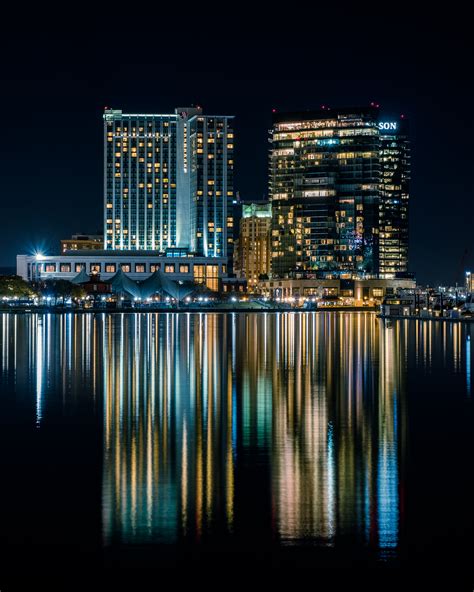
[186, 112, 235, 261]
[235, 203, 272, 287]
[379, 120, 410, 277]
[269, 107, 410, 279]
[104, 107, 234, 262]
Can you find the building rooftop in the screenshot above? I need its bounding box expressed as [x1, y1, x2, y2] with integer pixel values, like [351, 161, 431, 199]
[32, 250, 228, 259]
[272, 106, 379, 124]
[104, 108, 235, 120]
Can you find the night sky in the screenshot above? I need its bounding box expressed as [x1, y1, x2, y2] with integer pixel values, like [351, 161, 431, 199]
[1, 10, 472, 285]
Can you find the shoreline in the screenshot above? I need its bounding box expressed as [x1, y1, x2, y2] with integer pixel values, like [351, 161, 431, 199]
[1, 307, 473, 321]
[1, 305, 377, 315]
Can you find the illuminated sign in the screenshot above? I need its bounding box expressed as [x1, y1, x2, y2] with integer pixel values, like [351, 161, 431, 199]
[378, 122, 398, 131]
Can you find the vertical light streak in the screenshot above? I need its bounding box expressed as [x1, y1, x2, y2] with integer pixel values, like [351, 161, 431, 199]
[35, 315, 44, 428]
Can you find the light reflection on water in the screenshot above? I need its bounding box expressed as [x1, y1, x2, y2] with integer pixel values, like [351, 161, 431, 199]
[0, 312, 472, 563]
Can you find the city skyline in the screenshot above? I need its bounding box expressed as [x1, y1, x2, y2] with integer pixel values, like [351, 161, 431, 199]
[1, 88, 471, 285]
[17, 103, 416, 298]
[1, 13, 472, 287]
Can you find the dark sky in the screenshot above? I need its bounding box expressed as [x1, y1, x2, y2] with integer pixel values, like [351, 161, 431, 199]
[0, 9, 472, 285]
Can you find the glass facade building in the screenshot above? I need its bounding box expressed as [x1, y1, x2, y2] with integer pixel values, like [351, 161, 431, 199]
[104, 107, 234, 262]
[269, 107, 410, 278]
[379, 120, 410, 277]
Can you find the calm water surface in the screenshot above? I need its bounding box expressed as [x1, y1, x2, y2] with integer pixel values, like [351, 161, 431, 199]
[0, 312, 473, 576]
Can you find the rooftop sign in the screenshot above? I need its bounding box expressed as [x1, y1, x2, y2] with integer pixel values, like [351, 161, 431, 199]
[378, 122, 398, 131]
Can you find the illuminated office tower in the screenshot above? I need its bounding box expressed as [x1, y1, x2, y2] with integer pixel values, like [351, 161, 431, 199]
[379, 120, 410, 278]
[104, 107, 234, 260]
[187, 113, 235, 261]
[269, 107, 410, 278]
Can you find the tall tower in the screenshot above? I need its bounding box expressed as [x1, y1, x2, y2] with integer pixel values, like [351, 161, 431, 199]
[269, 107, 410, 279]
[379, 119, 410, 278]
[104, 107, 234, 262]
[188, 113, 234, 262]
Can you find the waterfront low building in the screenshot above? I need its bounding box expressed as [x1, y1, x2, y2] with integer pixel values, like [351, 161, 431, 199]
[257, 276, 415, 304]
[17, 251, 227, 292]
[221, 277, 248, 294]
[380, 293, 417, 317]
